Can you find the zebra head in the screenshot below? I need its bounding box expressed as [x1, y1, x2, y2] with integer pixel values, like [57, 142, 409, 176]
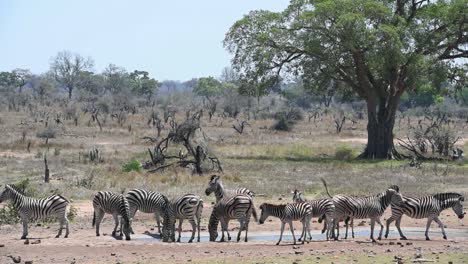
[453, 196, 465, 219]
[259, 203, 271, 224]
[0, 185, 13, 203]
[390, 190, 404, 205]
[205, 175, 221, 196]
[291, 190, 306, 203]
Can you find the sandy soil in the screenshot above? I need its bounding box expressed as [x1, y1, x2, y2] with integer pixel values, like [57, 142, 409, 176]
[1, 203, 467, 264]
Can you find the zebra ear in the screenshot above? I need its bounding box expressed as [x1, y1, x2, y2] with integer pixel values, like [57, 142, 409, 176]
[460, 196, 465, 202]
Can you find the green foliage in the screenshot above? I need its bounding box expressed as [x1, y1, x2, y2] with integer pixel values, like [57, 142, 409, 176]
[129, 70, 160, 98]
[272, 109, 303, 131]
[272, 114, 293, 131]
[122, 159, 142, 172]
[193, 77, 222, 98]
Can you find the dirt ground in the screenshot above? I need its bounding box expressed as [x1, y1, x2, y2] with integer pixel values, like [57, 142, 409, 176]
[1, 202, 467, 264]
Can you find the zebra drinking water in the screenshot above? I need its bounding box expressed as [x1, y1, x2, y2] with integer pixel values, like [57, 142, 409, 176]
[92, 191, 132, 240]
[259, 202, 312, 245]
[0, 184, 70, 239]
[208, 193, 256, 242]
[162, 194, 203, 243]
[385, 192, 465, 240]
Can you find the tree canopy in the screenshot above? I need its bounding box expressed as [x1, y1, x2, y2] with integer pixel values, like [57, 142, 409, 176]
[224, 0, 468, 159]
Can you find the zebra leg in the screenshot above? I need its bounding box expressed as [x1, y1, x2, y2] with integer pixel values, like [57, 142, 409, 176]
[326, 217, 334, 241]
[244, 214, 250, 243]
[394, 217, 407, 240]
[370, 218, 376, 242]
[188, 218, 196, 243]
[177, 218, 184, 242]
[433, 217, 447, 240]
[112, 214, 119, 236]
[220, 218, 227, 242]
[300, 220, 307, 244]
[64, 215, 70, 238]
[276, 221, 286, 245]
[425, 217, 434, 240]
[307, 218, 313, 241]
[94, 210, 105, 237]
[344, 218, 349, 239]
[21, 219, 28, 239]
[155, 212, 161, 235]
[237, 218, 244, 242]
[333, 219, 339, 241]
[196, 211, 201, 242]
[376, 218, 384, 240]
[351, 218, 355, 238]
[56, 216, 65, 238]
[385, 215, 396, 239]
[289, 221, 297, 245]
[129, 208, 136, 235]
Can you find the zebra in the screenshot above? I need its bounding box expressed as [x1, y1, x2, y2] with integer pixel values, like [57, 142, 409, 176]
[259, 202, 312, 245]
[385, 192, 465, 240]
[205, 174, 256, 236]
[321, 179, 400, 242]
[162, 194, 203, 243]
[291, 189, 336, 240]
[92, 191, 132, 240]
[208, 193, 256, 242]
[125, 189, 167, 234]
[0, 184, 70, 239]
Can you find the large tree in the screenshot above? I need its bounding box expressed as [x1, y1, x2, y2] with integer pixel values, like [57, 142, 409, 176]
[50, 51, 94, 99]
[224, 0, 468, 159]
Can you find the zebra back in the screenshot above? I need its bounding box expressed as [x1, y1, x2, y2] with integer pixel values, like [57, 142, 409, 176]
[259, 202, 312, 223]
[126, 189, 167, 216]
[391, 192, 465, 219]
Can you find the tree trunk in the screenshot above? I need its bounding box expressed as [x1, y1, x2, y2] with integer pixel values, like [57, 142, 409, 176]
[360, 95, 401, 159]
[68, 87, 73, 99]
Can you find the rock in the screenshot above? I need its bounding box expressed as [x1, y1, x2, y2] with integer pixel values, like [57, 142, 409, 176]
[86, 244, 90, 247]
[36, 223, 42, 227]
[0, 244, 4, 247]
[295, 251, 304, 255]
[389, 242, 395, 245]
[406, 242, 413, 246]
[31, 239, 41, 245]
[11, 256, 21, 263]
[150, 228, 154, 231]
[278, 197, 283, 201]
[448, 262, 453, 264]
[24, 239, 30, 245]
[25, 261, 33, 264]
[111, 253, 116, 256]
[397, 242, 402, 245]
[293, 246, 300, 249]
[386, 249, 392, 253]
[316, 257, 320, 260]
[415, 253, 422, 258]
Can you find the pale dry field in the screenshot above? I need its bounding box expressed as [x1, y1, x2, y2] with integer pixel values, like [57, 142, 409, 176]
[0, 107, 467, 263]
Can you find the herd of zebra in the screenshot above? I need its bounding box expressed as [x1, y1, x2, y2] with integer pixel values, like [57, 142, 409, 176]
[0, 175, 465, 245]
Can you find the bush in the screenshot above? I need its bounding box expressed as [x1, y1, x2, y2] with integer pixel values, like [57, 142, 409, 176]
[36, 127, 56, 139]
[335, 145, 355, 160]
[272, 108, 303, 131]
[122, 159, 142, 172]
[272, 114, 293, 131]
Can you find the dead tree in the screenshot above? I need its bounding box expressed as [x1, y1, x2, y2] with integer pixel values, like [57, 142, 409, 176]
[44, 157, 50, 183]
[232, 120, 250, 134]
[333, 112, 346, 134]
[145, 112, 222, 174]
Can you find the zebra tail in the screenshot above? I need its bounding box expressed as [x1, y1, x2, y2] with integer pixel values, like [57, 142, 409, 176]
[320, 178, 333, 198]
[92, 211, 96, 227]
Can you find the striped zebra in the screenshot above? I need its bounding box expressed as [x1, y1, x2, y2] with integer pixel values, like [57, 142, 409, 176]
[208, 193, 256, 242]
[385, 192, 465, 240]
[125, 189, 167, 234]
[162, 194, 203, 243]
[0, 184, 70, 239]
[92, 191, 132, 240]
[291, 189, 336, 240]
[321, 179, 400, 242]
[205, 175, 256, 236]
[259, 202, 312, 245]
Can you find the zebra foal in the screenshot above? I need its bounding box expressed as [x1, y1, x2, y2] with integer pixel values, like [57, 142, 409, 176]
[92, 191, 132, 240]
[162, 194, 203, 243]
[208, 194, 256, 242]
[385, 192, 465, 240]
[0, 184, 70, 239]
[259, 202, 312, 245]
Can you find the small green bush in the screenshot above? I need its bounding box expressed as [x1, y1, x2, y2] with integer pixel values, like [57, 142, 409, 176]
[122, 159, 142, 172]
[272, 114, 293, 131]
[335, 145, 355, 160]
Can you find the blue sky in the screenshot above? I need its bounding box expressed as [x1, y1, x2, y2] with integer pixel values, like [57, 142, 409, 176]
[0, 0, 289, 81]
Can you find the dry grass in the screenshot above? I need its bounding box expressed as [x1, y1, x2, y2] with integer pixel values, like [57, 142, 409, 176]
[0, 107, 466, 205]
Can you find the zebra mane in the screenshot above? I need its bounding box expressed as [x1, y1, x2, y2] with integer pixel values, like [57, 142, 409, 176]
[210, 175, 219, 181]
[433, 192, 463, 201]
[5, 184, 25, 195]
[260, 203, 287, 209]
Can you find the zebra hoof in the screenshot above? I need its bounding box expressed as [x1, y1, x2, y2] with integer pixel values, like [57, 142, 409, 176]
[21, 236, 27, 240]
[64, 235, 68, 238]
[55, 235, 60, 238]
[276, 242, 280, 246]
[400, 236, 407, 240]
[177, 239, 181, 243]
[426, 237, 430, 241]
[96, 234, 100, 237]
[443, 235, 447, 240]
[111, 231, 116, 236]
[378, 237, 382, 241]
[188, 239, 193, 243]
